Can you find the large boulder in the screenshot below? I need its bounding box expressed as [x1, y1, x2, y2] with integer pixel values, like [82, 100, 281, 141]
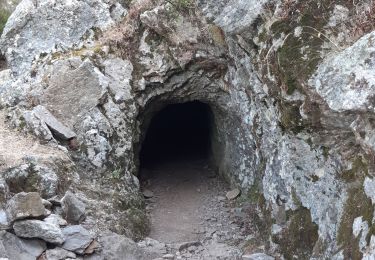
[13, 219, 65, 244]
[0, 230, 46, 260]
[6, 192, 45, 222]
[61, 225, 93, 254]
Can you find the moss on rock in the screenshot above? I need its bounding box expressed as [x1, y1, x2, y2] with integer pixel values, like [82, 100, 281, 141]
[337, 156, 374, 259]
[0, 8, 10, 35]
[273, 207, 319, 260]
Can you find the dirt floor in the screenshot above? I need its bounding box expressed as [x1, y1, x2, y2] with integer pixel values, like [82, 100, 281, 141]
[140, 159, 247, 259]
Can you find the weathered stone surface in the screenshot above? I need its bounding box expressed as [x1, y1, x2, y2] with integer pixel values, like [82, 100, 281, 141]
[0, 70, 11, 83]
[137, 237, 166, 257]
[142, 189, 154, 199]
[62, 225, 93, 254]
[4, 163, 59, 198]
[309, 31, 375, 113]
[13, 219, 65, 244]
[61, 191, 86, 224]
[226, 188, 241, 200]
[6, 192, 45, 222]
[0, 210, 9, 230]
[85, 232, 144, 260]
[0, 0, 126, 75]
[0, 231, 46, 260]
[30, 105, 76, 140]
[41, 59, 104, 129]
[242, 253, 275, 260]
[44, 214, 68, 227]
[45, 247, 76, 260]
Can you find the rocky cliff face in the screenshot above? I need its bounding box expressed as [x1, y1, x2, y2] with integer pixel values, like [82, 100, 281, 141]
[1, 0, 375, 259]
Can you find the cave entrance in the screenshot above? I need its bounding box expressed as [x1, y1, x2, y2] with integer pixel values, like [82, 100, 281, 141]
[138, 101, 227, 243]
[139, 101, 213, 169]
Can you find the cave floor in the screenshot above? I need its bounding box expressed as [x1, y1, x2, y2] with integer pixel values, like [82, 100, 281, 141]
[140, 159, 248, 259]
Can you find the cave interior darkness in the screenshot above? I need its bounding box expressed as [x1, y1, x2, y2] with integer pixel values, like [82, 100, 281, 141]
[139, 101, 215, 170]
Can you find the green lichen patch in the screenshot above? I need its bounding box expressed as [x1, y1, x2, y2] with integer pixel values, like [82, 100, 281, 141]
[255, 0, 359, 98]
[269, 1, 336, 95]
[337, 183, 373, 259]
[337, 155, 374, 259]
[279, 101, 306, 134]
[273, 207, 319, 260]
[237, 184, 273, 250]
[341, 156, 369, 183]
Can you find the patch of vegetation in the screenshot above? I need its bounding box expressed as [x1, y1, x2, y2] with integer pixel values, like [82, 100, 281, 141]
[279, 101, 306, 134]
[238, 182, 273, 250]
[273, 207, 319, 260]
[0, 8, 10, 35]
[337, 155, 374, 259]
[269, 1, 338, 95]
[341, 156, 368, 183]
[166, 0, 194, 12]
[126, 208, 150, 241]
[337, 183, 373, 259]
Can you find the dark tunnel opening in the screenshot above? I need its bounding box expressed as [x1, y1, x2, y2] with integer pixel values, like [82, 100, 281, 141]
[139, 101, 214, 169]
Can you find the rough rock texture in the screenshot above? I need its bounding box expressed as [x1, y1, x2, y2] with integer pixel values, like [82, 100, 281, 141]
[6, 192, 45, 222]
[4, 164, 59, 198]
[1, 0, 375, 259]
[61, 191, 86, 224]
[13, 219, 65, 244]
[45, 247, 76, 260]
[0, 0, 126, 75]
[44, 214, 68, 227]
[61, 225, 93, 254]
[0, 231, 46, 260]
[85, 232, 145, 260]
